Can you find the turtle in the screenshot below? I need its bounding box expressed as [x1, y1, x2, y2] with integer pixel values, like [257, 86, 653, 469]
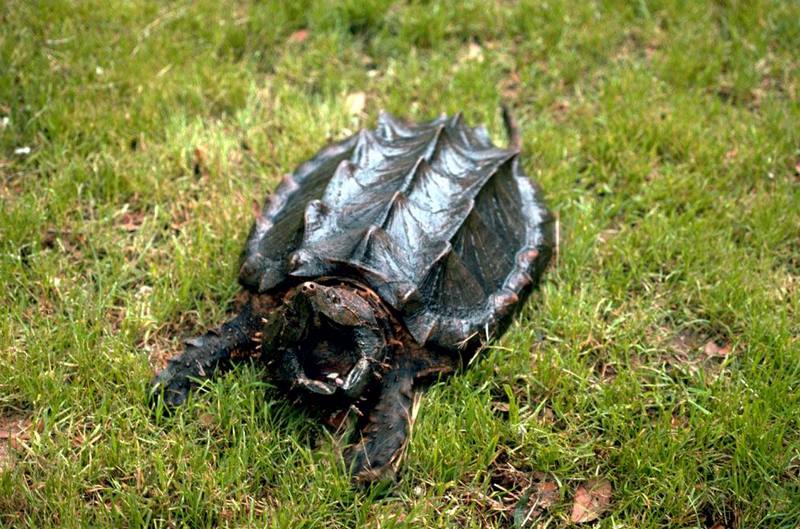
[150, 106, 553, 482]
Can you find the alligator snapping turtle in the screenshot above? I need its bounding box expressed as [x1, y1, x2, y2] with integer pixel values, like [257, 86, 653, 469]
[151, 107, 553, 482]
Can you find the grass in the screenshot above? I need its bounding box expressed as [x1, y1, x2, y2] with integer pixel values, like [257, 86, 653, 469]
[1, 0, 799, 526]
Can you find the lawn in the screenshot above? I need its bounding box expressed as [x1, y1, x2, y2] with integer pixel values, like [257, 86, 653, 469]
[1, 0, 799, 527]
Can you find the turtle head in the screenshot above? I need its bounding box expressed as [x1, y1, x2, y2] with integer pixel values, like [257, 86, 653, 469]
[266, 281, 386, 400]
[299, 281, 377, 327]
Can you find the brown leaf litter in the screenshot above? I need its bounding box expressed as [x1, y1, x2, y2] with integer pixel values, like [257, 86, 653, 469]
[456, 456, 560, 527]
[287, 29, 310, 44]
[0, 412, 37, 472]
[570, 478, 612, 523]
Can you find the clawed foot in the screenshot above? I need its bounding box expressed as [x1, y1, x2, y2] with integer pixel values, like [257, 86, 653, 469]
[150, 360, 194, 408]
[345, 437, 402, 483]
[149, 306, 259, 409]
[343, 366, 416, 483]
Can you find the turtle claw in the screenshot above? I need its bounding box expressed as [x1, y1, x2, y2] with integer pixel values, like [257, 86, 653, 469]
[341, 357, 372, 398]
[296, 376, 336, 395]
[150, 366, 191, 408]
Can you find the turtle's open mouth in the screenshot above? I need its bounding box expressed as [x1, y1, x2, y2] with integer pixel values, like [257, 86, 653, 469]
[298, 318, 359, 389]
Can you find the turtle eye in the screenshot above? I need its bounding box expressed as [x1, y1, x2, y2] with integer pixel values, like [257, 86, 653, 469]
[329, 293, 340, 305]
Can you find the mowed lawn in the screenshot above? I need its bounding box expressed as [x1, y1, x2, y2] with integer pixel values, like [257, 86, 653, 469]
[1, 1, 799, 527]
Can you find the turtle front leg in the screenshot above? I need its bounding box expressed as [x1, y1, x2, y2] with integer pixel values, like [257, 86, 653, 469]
[339, 326, 385, 398]
[345, 365, 416, 483]
[150, 302, 261, 407]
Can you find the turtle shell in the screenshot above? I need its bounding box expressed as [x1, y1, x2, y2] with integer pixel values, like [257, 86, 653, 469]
[239, 112, 552, 352]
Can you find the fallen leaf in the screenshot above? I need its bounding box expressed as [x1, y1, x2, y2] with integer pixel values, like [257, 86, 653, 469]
[135, 467, 144, 490]
[193, 146, 206, 176]
[324, 408, 350, 430]
[671, 414, 685, 429]
[553, 99, 571, 113]
[570, 478, 612, 524]
[462, 42, 484, 63]
[514, 481, 559, 526]
[0, 414, 35, 470]
[750, 87, 765, 107]
[500, 71, 522, 99]
[704, 340, 731, 358]
[0, 415, 33, 440]
[0, 443, 12, 472]
[491, 401, 510, 414]
[538, 406, 556, 425]
[198, 413, 216, 430]
[288, 29, 309, 44]
[345, 92, 366, 116]
[118, 211, 145, 232]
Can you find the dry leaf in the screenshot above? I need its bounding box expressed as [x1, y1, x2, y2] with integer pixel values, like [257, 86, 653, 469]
[462, 42, 484, 63]
[118, 211, 145, 232]
[198, 413, 216, 429]
[0, 443, 11, 472]
[500, 71, 521, 99]
[345, 92, 366, 116]
[570, 478, 612, 523]
[324, 408, 350, 430]
[0, 414, 35, 471]
[288, 29, 309, 44]
[553, 99, 571, 113]
[704, 341, 731, 358]
[193, 146, 206, 176]
[491, 401, 510, 414]
[533, 481, 558, 509]
[193, 146, 205, 165]
[515, 481, 559, 526]
[0, 415, 33, 440]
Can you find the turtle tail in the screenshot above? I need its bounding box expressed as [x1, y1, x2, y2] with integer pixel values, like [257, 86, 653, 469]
[150, 302, 261, 407]
[501, 104, 521, 151]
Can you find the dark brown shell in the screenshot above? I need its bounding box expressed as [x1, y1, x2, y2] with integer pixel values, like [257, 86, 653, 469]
[239, 112, 553, 352]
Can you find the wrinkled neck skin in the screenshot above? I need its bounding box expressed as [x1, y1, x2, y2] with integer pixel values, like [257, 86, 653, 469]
[255, 279, 393, 401]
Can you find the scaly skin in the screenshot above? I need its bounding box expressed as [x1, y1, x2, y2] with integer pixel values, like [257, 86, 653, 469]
[151, 280, 430, 481]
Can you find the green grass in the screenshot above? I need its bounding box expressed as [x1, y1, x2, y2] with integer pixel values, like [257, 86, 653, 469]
[1, 0, 799, 527]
